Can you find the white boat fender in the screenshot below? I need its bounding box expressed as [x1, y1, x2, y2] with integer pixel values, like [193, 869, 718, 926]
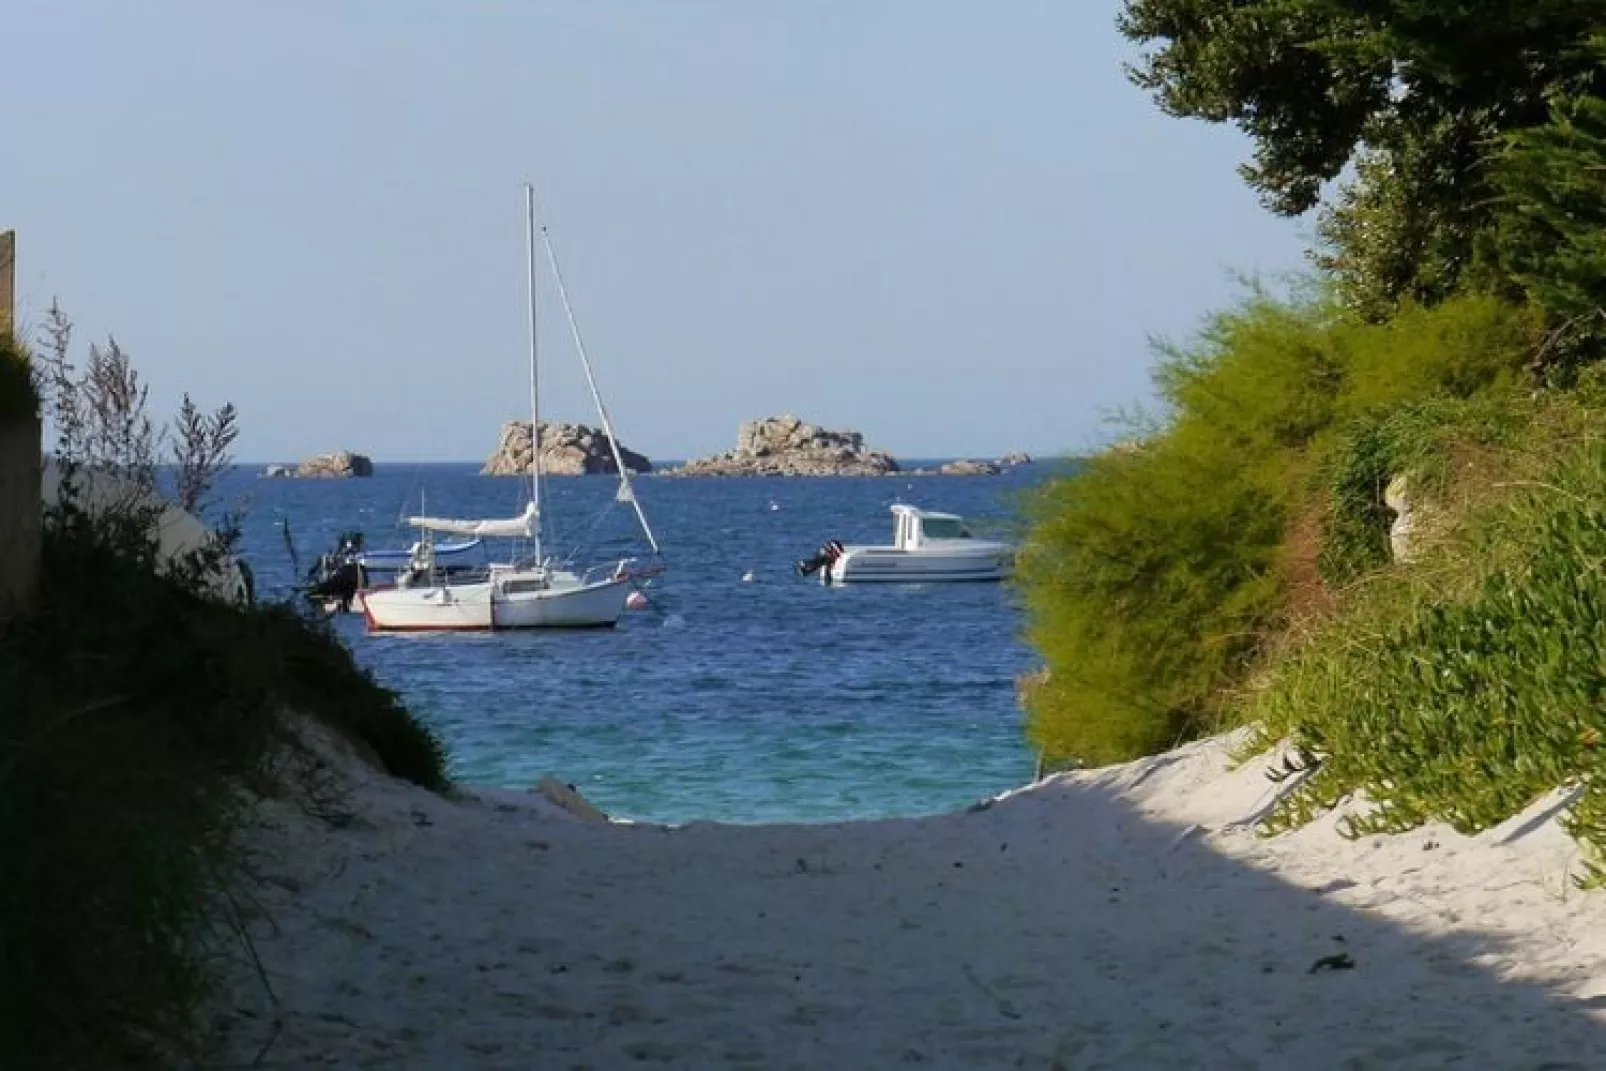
[625, 590, 650, 611]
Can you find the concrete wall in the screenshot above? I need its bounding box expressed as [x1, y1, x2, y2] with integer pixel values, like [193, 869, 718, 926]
[0, 228, 43, 623]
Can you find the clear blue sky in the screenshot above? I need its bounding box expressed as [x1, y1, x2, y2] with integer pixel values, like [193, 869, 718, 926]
[3, 0, 1307, 463]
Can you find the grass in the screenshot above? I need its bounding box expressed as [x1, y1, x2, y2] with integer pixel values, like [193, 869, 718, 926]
[0, 514, 449, 1069]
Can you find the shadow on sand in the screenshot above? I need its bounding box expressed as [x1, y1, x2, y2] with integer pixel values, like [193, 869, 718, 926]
[221, 766, 1606, 1070]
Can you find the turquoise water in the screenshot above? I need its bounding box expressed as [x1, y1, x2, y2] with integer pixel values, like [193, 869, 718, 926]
[234, 463, 1060, 824]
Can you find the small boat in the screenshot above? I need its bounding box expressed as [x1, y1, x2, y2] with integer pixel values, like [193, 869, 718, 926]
[359, 183, 663, 632]
[303, 530, 484, 614]
[795, 504, 1012, 584]
[356, 537, 482, 573]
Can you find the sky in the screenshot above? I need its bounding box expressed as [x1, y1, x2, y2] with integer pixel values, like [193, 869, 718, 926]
[2, 1, 1309, 463]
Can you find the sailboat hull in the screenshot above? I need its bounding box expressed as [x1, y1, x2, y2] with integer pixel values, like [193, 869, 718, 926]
[359, 575, 632, 632]
[353, 186, 665, 636]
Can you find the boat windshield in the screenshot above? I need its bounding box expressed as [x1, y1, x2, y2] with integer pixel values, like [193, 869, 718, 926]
[921, 517, 970, 539]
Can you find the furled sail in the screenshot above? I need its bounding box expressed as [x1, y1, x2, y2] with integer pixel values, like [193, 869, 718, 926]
[407, 501, 538, 538]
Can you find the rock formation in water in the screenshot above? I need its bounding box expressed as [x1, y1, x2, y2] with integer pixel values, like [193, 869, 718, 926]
[481, 421, 652, 477]
[294, 451, 374, 478]
[668, 414, 899, 477]
[996, 451, 1033, 467]
[937, 459, 1002, 476]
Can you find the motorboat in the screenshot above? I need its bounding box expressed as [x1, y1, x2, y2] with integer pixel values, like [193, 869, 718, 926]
[303, 529, 483, 614]
[795, 504, 1012, 584]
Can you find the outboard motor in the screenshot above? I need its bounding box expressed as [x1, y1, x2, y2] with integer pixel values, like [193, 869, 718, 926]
[306, 557, 367, 614]
[303, 528, 371, 614]
[795, 539, 846, 581]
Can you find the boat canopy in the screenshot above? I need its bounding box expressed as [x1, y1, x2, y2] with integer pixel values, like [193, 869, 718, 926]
[889, 503, 962, 522]
[358, 538, 483, 566]
[406, 501, 538, 539]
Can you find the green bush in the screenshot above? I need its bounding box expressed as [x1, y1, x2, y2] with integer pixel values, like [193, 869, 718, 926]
[1021, 428, 1290, 764]
[1490, 79, 1606, 371]
[1328, 296, 1537, 417]
[0, 330, 36, 423]
[1019, 289, 1538, 767]
[0, 519, 449, 1069]
[1021, 292, 1337, 766]
[1249, 430, 1606, 880]
[1318, 390, 1536, 585]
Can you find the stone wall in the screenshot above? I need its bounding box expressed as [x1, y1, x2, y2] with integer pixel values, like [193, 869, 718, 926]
[0, 228, 43, 623]
[0, 231, 12, 322]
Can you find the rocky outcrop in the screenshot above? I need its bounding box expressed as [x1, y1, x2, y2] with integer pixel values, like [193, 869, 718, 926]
[997, 452, 1033, 468]
[41, 459, 250, 605]
[481, 421, 651, 477]
[531, 776, 611, 825]
[1385, 473, 1443, 565]
[668, 414, 899, 477]
[938, 459, 1002, 476]
[295, 451, 373, 479]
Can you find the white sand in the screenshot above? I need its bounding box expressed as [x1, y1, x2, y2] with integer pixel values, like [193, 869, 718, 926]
[211, 729, 1606, 1069]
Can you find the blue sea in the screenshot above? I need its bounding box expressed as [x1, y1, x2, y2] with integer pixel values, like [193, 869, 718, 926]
[229, 462, 1063, 825]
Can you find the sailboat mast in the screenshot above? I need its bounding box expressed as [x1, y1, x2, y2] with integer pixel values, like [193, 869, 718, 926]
[533, 209, 662, 556]
[523, 182, 545, 565]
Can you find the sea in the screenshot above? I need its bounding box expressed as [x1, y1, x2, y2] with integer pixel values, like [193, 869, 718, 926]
[227, 462, 1065, 825]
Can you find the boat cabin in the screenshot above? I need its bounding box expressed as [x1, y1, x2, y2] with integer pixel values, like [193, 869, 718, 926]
[891, 504, 974, 550]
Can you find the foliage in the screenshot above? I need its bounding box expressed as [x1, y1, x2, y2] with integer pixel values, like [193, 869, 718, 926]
[1489, 80, 1606, 373]
[1313, 130, 1493, 321]
[0, 528, 276, 1069]
[78, 336, 156, 490]
[0, 525, 449, 1068]
[1118, 0, 1605, 312]
[247, 602, 451, 791]
[0, 330, 35, 424]
[1318, 389, 1535, 586]
[1070, 0, 1606, 874]
[1326, 296, 1538, 416]
[1248, 428, 1606, 881]
[29, 303, 250, 588]
[1020, 436, 1289, 764]
[31, 300, 78, 449]
[0, 307, 449, 1068]
[1023, 292, 1334, 765]
[172, 394, 240, 514]
[1019, 290, 1536, 767]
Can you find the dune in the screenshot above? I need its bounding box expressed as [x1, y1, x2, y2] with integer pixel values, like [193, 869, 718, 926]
[209, 727, 1606, 1069]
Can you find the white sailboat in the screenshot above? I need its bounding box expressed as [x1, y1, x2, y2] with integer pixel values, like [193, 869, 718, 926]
[360, 184, 662, 632]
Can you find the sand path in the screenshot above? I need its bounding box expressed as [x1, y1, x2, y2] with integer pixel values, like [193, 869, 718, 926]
[214, 732, 1606, 1069]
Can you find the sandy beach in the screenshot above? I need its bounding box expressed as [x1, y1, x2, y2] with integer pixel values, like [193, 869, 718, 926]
[211, 728, 1606, 1070]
